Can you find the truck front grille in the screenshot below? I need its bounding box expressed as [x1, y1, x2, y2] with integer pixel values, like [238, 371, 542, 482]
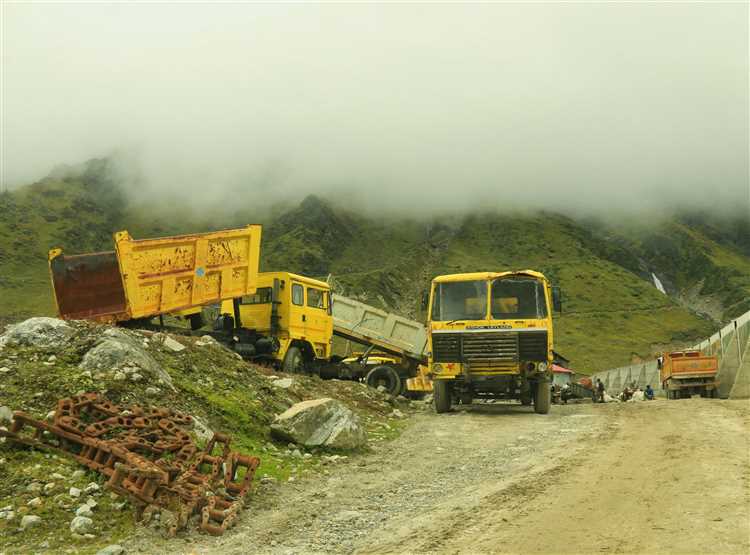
[432, 330, 548, 364]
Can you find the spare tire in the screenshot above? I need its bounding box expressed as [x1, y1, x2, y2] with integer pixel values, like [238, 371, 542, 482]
[365, 365, 402, 396]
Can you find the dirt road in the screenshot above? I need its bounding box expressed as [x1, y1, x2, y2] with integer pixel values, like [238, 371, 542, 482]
[134, 399, 749, 554]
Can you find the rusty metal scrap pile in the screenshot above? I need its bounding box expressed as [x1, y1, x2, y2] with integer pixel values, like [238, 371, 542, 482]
[0, 393, 260, 536]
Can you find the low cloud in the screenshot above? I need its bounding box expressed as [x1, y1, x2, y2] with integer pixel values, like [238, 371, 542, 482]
[3, 2, 748, 216]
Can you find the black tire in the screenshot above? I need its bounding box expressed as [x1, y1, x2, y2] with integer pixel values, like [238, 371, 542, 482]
[365, 365, 402, 396]
[188, 313, 205, 331]
[434, 380, 452, 414]
[534, 380, 551, 414]
[282, 346, 305, 374]
[520, 393, 532, 406]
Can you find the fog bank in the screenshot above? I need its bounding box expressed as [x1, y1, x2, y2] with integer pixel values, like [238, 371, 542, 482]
[3, 2, 748, 215]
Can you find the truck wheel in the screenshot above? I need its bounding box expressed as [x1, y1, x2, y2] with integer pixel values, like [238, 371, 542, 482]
[282, 346, 305, 374]
[365, 365, 402, 396]
[188, 313, 204, 331]
[434, 380, 452, 413]
[534, 380, 551, 414]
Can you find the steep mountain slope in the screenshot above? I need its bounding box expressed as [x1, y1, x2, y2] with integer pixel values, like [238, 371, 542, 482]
[2, 162, 747, 373]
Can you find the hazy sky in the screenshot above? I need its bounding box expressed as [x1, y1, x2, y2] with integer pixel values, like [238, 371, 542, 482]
[2, 2, 748, 215]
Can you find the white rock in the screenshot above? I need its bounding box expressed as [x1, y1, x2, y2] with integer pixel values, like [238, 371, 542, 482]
[391, 409, 404, 418]
[46, 411, 56, 422]
[71, 470, 85, 479]
[69, 515, 93, 534]
[69, 487, 82, 498]
[113, 371, 126, 381]
[195, 335, 216, 347]
[76, 505, 94, 518]
[145, 387, 160, 396]
[130, 373, 143, 382]
[1, 510, 15, 521]
[20, 514, 42, 530]
[271, 398, 367, 449]
[191, 415, 214, 443]
[80, 329, 175, 391]
[84, 482, 100, 494]
[272, 378, 293, 389]
[47, 355, 57, 362]
[44, 482, 56, 494]
[85, 498, 98, 508]
[0, 317, 74, 350]
[27, 497, 42, 508]
[0, 366, 11, 374]
[162, 336, 186, 352]
[0, 406, 13, 424]
[96, 545, 125, 555]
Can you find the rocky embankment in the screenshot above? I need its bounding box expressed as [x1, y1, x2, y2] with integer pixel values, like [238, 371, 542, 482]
[0, 318, 419, 554]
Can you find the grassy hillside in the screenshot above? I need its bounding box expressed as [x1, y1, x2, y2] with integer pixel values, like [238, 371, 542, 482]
[2, 161, 748, 373]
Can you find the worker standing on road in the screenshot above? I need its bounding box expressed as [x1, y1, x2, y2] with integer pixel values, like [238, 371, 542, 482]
[596, 379, 605, 403]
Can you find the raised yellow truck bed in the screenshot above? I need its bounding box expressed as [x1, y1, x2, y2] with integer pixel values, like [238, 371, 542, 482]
[49, 226, 262, 323]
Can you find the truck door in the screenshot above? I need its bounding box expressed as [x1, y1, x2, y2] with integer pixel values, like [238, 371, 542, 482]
[288, 281, 307, 341]
[305, 286, 333, 358]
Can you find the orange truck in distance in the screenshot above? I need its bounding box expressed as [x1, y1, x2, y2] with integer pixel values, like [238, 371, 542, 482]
[659, 350, 719, 399]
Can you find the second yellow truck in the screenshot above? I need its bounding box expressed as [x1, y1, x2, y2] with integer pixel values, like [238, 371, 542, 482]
[427, 271, 561, 414]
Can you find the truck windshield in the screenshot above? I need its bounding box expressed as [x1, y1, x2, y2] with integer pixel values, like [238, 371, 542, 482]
[431, 280, 488, 321]
[491, 277, 548, 319]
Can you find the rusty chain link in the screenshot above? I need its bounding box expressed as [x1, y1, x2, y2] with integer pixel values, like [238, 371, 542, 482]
[0, 392, 260, 536]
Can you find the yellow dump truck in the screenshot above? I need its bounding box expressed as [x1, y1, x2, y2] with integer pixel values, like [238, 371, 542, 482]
[427, 271, 561, 414]
[49, 226, 262, 326]
[218, 271, 431, 396]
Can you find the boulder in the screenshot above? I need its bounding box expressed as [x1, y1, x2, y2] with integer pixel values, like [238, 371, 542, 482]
[272, 378, 293, 389]
[76, 504, 94, 518]
[0, 318, 74, 351]
[79, 329, 174, 391]
[20, 514, 42, 530]
[70, 515, 93, 534]
[162, 336, 186, 352]
[271, 398, 367, 449]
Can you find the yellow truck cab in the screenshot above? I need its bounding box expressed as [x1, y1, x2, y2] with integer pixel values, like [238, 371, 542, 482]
[427, 270, 561, 414]
[219, 272, 333, 372]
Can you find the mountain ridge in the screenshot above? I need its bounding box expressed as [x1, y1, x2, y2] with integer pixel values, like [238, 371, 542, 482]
[2, 160, 748, 373]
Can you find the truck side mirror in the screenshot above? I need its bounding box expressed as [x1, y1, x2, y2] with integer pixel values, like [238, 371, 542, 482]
[552, 286, 563, 313]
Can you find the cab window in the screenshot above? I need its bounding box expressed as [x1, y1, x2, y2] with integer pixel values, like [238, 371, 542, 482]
[241, 287, 272, 305]
[307, 287, 328, 310]
[291, 283, 304, 306]
[491, 278, 548, 319]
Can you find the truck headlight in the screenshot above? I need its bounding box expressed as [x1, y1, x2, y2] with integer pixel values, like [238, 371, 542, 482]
[538, 362, 548, 372]
[432, 363, 444, 374]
